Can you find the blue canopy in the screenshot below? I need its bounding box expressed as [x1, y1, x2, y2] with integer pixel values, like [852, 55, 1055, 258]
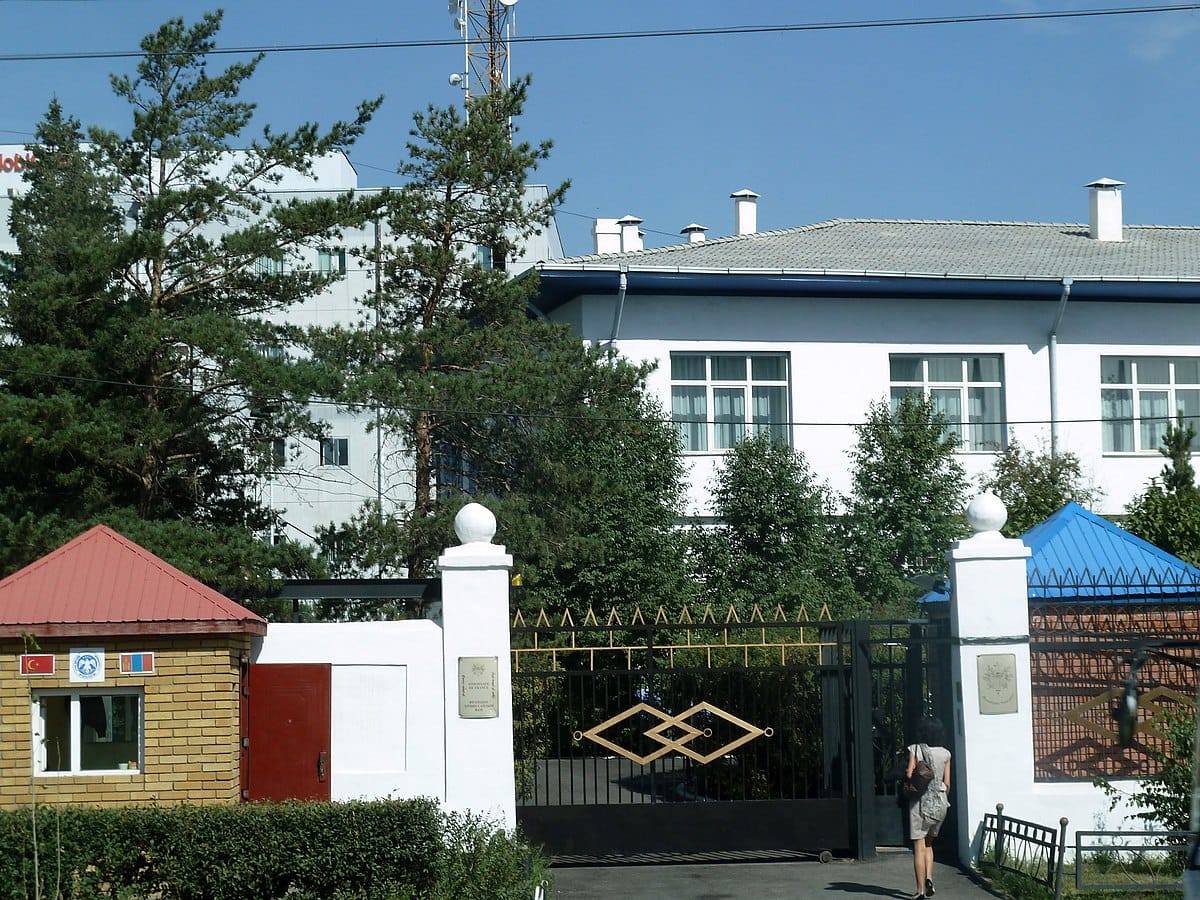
[919, 502, 1200, 604]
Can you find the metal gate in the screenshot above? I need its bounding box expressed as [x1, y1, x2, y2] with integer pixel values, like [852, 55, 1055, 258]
[511, 604, 950, 863]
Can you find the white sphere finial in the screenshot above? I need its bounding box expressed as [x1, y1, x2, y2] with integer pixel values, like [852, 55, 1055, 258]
[966, 492, 1007, 535]
[454, 502, 496, 545]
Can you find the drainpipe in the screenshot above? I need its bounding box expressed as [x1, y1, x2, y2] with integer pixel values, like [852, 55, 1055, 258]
[607, 267, 628, 348]
[1049, 278, 1073, 458]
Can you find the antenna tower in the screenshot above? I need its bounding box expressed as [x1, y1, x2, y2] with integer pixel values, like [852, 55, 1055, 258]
[448, 0, 518, 101]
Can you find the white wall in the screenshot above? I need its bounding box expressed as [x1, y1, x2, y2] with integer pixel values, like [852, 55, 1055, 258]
[568, 290, 1200, 518]
[252, 621, 446, 802]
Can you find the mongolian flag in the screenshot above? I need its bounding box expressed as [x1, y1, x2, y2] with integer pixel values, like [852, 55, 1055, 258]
[20, 654, 55, 676]
[119, 652, 155, 675]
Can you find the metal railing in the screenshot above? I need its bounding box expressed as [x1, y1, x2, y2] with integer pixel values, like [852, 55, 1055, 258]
[1075, 830, 1192, 892]
[981, 804, 1069, 900]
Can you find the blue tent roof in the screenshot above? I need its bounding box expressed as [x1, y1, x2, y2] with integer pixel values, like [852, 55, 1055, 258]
[1023, 502, 1200, 602]
[918, 502, 1200, 604]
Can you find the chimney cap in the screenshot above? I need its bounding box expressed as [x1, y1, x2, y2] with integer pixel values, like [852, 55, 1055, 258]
[616, 214, 644, 225]
[680, 223, 708, 234]
[730, 189, 760, 199]
[1086, 177, 1125, 189]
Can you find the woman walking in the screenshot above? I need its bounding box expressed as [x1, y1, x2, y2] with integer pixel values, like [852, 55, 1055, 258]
[905, 717, 951, 899]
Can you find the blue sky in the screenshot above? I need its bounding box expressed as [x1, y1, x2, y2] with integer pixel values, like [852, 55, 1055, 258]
[2, 1, 1200, 255]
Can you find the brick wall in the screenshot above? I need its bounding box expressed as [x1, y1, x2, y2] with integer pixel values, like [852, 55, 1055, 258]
[0, 634, 249, 809]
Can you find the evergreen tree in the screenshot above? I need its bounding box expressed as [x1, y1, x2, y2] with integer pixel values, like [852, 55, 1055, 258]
[979, 436, 1099, 537]
[692, 433, 865, 619]
[843, 394, 969, 608]
[0, 13, 380, 590]
[315, 79, 691, 612]
[1125, 416, 1200, 565]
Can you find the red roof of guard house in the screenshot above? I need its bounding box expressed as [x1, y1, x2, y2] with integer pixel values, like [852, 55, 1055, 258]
[0, 525, 267, 638]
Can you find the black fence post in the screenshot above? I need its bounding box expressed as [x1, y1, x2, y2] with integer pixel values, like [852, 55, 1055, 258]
[850, 620, 877, 860]
[1053, 817, 1069, 900]
[995, 803, 1006, 869]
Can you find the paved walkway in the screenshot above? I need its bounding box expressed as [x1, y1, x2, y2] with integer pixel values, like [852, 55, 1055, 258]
[549, 849, 1003, 900]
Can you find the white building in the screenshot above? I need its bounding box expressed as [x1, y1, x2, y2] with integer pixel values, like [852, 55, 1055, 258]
[0, 146, 564, 547]
[529, 180, 1200, 519]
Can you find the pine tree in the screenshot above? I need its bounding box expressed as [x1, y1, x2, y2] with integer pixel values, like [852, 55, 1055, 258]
[314, 79, 691, 611]
[0, 13, 380, 590]
[1125, 415, 1200, 565]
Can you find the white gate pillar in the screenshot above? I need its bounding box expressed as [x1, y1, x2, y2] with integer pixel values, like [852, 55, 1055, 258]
[436, 503, 516, 829]
[946, 493, 1034, 865]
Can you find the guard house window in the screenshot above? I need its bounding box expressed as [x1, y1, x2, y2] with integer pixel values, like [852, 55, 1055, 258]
[318, 247, 346, 275]
[320, 437, 349, 467]
[32, 691, 141, 774]
[1101, 356, 1200, 452]
[889, 354, 1005, 451]
[670, 353, 789, 452]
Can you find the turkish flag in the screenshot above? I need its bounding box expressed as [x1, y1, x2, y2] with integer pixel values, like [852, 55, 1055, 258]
[20, 654, 54, 675]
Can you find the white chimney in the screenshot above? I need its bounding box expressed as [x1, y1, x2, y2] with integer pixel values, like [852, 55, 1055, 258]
[731, 189, 759, 235]
[617, 214, 644, 252]
[1087, 178, 1125, 242]
[592, 217, 621, 255]
[680, 223, 708, 243]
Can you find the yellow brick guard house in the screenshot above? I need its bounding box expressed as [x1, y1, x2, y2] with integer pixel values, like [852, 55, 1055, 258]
[0, 526, 266, 809]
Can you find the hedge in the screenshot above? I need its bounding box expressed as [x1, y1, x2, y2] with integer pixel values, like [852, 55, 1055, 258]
[0, 799, 547, 899]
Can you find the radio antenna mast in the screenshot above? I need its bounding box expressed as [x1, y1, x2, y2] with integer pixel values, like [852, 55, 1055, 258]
[447, 0, 518, 102]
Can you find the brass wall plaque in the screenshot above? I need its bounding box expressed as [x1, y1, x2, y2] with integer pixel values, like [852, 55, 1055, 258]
[458, 656, 499, 719]
[977, 653, 1018, 715]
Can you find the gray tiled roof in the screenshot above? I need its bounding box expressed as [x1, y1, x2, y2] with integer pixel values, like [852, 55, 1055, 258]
[546, 219, 1200, 281]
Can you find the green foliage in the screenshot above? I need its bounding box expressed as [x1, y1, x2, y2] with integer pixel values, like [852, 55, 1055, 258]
[0, 12, 381, 590]
[843, 394, 969, 608]
[692, 432, 866, 618]
[0, 800, 545, 900]
[979, 436, 1099, 537]
[313, 79, 691, 613]
[1126, 417, 1200, 565]
[1098, 708, 1195, 834]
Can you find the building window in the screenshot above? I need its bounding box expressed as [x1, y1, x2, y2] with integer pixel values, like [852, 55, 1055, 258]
[670, 353, 789, 452]
[889, 354, 1005, 451]
[318, 247, 346, 275]
[254, 255, 283, 276]
[1101, 356, 1200, 452]
[320, 437, 349, 467]
[270, 438, 287, 468]
[33, 691, 141, 774]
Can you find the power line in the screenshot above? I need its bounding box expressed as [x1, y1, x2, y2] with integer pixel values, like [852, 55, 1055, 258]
[0, 363, 1179, 432]
[0, 5, 1196, 63]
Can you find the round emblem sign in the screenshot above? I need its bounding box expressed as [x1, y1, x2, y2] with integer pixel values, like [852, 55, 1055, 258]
[74, 653, 100, 678]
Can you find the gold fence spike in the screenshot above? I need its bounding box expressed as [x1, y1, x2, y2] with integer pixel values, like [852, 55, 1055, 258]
[534, 608, 552, 628]
[630, 606, 646, 625]
[724, 604, 742, 624]
[560, 608, 576, 627]
[512, 610, 527, 628]
[606, 607, 624, 627]
[653, 606, 671, 624]
[748, 604, 765, 623]
[677, 606, 695, 625]
[818, 602, 832, 621]
[700, 605, 718, 624]
[582, 608, 599, 627]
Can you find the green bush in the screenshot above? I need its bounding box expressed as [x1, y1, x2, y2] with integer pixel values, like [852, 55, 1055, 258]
[0, 799, 546, 900]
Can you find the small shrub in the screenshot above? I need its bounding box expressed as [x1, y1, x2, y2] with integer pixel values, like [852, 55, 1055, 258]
[0, 799, 545, 900]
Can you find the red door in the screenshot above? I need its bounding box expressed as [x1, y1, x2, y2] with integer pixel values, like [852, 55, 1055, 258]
[245, 663, 332, 801]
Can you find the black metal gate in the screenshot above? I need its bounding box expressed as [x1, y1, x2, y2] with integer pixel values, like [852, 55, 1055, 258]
[511, 604, 950, 863]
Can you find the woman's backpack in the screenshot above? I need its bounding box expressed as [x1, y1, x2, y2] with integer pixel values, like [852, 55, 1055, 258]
[901, 744, 936, 798]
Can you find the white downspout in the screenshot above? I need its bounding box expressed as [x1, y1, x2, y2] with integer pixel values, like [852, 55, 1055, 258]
[1049, 277, 1073, 458]
[607, 267, 628, 348]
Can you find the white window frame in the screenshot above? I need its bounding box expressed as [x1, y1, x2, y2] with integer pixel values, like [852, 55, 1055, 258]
[669, 352, 790, 452]
[320, 436, 350, 467]
[32, 689, 143, 776]
[889, 353, 1006, 452]
[1100, 355, 1200, 453]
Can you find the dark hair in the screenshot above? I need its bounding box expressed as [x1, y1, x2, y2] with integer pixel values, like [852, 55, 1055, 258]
[915, 716, 946, 747]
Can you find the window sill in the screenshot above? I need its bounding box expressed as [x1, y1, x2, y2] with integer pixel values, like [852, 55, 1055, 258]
[36, 769, 140, 778]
